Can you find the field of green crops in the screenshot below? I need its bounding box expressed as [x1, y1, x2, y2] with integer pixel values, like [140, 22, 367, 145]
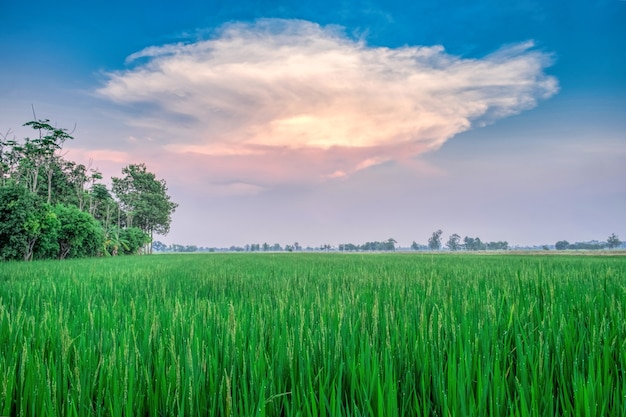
[1, 253, 625, 416]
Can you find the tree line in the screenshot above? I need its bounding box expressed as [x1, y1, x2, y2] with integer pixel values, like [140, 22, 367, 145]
[424, 230, 622, 252]
[0, 119, 177, 261]
[156, 232, 623, 253]
[421, 230, 510, 251]
[555, 233, 621, 250]
[153, 242, 304, 253]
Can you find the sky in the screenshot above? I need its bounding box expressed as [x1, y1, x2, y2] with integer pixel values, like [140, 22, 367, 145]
[1, 0, 625, 248]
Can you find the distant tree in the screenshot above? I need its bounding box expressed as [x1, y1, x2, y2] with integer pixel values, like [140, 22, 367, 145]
[428, 229, 443, 251]
[486, 241, 509, 251]
[385, 238, 397, 251]
[464, 236, 486, 251]
[446, 234, 461, 251]
[555, 240, 570, 250]
[152, 240, 167, 252]
[567, 241, 605, 250]
[410, 241, 428, 251]
[340, 243, 358, 251]
[607, 233, 621, 249]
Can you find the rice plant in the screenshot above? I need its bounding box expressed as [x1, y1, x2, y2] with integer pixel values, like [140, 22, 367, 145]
[0, 253, 624, 416]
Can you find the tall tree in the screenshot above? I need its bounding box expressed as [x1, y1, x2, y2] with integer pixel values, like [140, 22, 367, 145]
[112, 163, 178, 253]
[607, 233, 621, 249]
[428, 229, 443, 251]
[22, 119, 74, 204]
[446, 233, 461, 251]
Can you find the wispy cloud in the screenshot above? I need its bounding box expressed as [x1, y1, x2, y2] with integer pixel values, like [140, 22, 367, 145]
[97, 19, 557, 188]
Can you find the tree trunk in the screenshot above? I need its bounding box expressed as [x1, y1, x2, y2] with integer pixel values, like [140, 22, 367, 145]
[24, 238, 37, 261]
[47, 167, 53, 204]
[30, 168, 38, 195]
[59, 242, 71, 260]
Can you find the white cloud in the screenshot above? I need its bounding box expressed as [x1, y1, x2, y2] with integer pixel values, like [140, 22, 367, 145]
[97, 19, 558, 185]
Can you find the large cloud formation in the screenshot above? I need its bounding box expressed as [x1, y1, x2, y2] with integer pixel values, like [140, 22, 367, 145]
[98, 19, 557, 189]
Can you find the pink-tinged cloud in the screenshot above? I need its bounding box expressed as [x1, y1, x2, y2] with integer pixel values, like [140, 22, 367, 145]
[97, 19, 558, 189]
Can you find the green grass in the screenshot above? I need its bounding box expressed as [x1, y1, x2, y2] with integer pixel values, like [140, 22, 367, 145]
[1, 253, 625, 416]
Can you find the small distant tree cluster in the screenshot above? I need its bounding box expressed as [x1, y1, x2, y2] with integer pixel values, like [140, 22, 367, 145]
[457, 236, 508, 251]
[555, 234, 621, 251]
[555, 240, 570, 250]
[0, 118, 177, 261]
[410, 230, 509, 252]
[338, 238, 397, 252]
[411, 241, 428, 251]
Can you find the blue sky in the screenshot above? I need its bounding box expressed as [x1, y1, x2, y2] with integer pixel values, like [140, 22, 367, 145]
[1, 0, 625, 247]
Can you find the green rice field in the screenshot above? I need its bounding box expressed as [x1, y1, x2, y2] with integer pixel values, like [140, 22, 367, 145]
[1, 253, 625, 416]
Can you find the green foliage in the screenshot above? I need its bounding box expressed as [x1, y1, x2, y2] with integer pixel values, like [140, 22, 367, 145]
[102, 226, 149, 256]
[117, 227, 151, 255]
[0, 183, 108, 261]
[53, 204, 105, 259]
[0, 183, 55, 261]
[1, 119, 176, 262]
[32, 207, 61, 260]
[0, 253, 625, 416]
[20, 119, 74, 202]
[112, 163, 177, 237]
